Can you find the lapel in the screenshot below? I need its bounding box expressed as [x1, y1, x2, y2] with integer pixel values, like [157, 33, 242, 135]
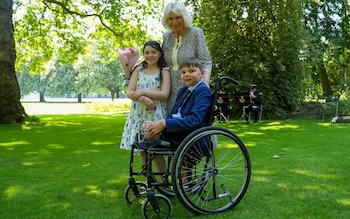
[173, 88, 191, 113]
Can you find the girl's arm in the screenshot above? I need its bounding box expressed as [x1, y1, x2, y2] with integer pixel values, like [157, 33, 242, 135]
[126, 68, 143, 102]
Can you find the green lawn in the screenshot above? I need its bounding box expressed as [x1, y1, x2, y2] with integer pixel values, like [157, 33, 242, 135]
[1, 114, 349, 218]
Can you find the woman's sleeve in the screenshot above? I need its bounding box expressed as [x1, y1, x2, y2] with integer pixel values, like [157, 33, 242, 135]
[195, 28, 212, 73]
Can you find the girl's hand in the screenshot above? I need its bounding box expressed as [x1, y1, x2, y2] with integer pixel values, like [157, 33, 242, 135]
[131, 89, 145, 100]
[143, 96, 157, 111]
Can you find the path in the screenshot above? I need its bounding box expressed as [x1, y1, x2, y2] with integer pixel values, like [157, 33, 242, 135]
[21, 98, 130, 115]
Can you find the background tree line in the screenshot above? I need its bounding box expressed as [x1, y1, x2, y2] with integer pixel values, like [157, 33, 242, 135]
[0, 0, 349, 123]
[17, 45, 124, 102]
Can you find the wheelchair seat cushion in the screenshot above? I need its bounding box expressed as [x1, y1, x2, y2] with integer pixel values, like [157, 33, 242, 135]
[134, 139, 174, 150]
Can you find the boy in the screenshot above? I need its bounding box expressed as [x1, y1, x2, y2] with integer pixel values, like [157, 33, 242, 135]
[143, 57, 212, 144]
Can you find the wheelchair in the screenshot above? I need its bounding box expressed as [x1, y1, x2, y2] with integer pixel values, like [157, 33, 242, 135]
[124, 76, 251, 219]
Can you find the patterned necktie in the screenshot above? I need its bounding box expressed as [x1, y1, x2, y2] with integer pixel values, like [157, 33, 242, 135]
[173, 89, 192, 118]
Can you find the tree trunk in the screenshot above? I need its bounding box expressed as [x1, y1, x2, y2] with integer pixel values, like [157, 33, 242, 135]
[116, 88, 120, 98]
[39, 92, 45, 102]
[111, 90, 116, 101]
[77, 93, 82, 103]
[317, 61, 333, 96]
[0, 0, 27, 124]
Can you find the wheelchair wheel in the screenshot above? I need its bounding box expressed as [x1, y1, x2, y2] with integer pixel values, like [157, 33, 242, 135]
[171, 126, 251, 215]
[141, 193, 172, 219]
[124, 181, 147, 205]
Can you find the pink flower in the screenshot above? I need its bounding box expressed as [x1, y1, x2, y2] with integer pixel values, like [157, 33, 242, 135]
[118, 48, 140, 78]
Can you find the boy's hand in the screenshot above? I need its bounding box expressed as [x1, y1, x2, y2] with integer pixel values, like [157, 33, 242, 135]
[147, 119, 166, 139]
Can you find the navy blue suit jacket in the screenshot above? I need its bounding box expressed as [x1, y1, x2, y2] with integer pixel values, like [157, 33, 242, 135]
[163, 81, 212, 143]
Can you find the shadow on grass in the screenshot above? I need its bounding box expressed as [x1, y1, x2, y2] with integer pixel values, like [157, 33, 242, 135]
[223, 120, 350, 218]
[1, 114, 138, 218]
[1, 115, 350, 218]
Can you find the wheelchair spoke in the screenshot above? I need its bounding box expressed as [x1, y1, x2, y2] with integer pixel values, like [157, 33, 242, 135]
[172, 127, 251, 215]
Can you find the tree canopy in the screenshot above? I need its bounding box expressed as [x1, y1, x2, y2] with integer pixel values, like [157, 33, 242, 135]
[1, 0, 349, 123]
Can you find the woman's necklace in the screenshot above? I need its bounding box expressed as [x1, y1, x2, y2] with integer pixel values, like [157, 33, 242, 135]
[174, 28, 186, 49]
[175, 37, 182, 49]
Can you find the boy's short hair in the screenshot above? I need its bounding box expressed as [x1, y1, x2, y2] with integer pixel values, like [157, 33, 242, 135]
[180, 57, 203, 70]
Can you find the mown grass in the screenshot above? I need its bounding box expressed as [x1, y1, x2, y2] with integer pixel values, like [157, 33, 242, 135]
[1, 114, 349, 218]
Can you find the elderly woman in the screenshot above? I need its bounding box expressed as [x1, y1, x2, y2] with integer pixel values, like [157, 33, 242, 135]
[162, 2, 212, 114]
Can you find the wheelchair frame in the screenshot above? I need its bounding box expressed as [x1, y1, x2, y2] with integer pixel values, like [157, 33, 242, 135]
[124, 76, 251, 219]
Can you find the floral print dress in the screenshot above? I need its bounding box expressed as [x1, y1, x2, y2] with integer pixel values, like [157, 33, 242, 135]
[120, 68, 167, 150]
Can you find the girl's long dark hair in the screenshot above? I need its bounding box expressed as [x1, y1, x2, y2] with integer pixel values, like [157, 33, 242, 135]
[132, 40, 167, 81]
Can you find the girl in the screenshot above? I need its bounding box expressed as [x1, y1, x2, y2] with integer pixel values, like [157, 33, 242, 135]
[120, 40, 171, 174]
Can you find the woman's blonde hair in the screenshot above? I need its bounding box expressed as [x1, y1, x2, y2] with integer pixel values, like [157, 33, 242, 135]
[161, 2, 193, 29]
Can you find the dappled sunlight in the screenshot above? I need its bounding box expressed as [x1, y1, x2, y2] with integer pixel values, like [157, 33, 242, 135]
[42, 202, 71, 210]
[37, 117, 83, 128]
[47, 144, 66, 149]
[72, 187, 82, 193]
[303, 185, 322, 190]
[240, 131, 264, 136]
[0, 140, 30, 150]
[253, 176, 269, 182]
[255, 170, 274, 175]
[260, 123, 300, 131]
[220, 142, 239, 148]
[317, 122, 350, 130]
[4, 185, 23, 200]
[86, 185, 102, 196]
[276, 182, 321, 191]
[73, 149, 99, 154]
[252, 170, 274, 182]
[91, 141, 115, 145]
[82, 163, 91, 168]
[244, 142, 259, 147]
[337, 198, 350, 206]
[275, 182, 290, 189]
[291, 169, 342, 180]
[26, 149, 51, 155]
[317, 122, 332, 127]
[105, 178, 121, 185]
[21, 161, 46, 167]
[22, 161, 35, 166]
